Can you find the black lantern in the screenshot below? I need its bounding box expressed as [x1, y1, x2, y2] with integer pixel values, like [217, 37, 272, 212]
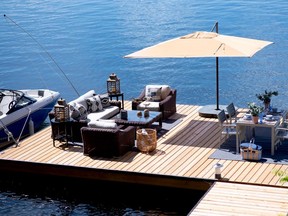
[54, 98, 70, 122]
[107, 73, 120, 94]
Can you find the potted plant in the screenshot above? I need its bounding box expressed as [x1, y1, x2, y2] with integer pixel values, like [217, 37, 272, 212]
[256, 90, 278, 109]
[248, 102, 264, 124]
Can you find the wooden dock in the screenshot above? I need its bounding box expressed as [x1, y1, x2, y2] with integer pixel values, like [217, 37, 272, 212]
[0, 101, 287, 214]
[189, 181, 288, 216]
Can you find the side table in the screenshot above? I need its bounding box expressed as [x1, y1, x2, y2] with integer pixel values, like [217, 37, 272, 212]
[108, 92, 124, 109]
[50, 118, 73, 147]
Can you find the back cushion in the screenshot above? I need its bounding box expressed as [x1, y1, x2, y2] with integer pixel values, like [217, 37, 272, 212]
[160, 85, 171, 99]
[145, 85, 171, 101]
[86, 95, 103, 113]
[68, 90, 96, 111]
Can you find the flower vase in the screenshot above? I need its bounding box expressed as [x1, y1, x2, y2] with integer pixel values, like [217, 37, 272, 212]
[252, 116, 259, 124]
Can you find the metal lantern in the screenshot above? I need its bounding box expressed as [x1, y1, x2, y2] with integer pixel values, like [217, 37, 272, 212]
[54, 98, 70, 122]
[107, 73, 120, 94]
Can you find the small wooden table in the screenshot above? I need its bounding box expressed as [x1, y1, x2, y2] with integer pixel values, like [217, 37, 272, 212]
[114, 110, 162, 130]
[236, 113, 283, 156]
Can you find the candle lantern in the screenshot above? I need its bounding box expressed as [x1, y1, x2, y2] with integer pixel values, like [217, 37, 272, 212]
[54, 98, 70, 122]
[214, 163, 223, 179]
[107, 73, 120, 94]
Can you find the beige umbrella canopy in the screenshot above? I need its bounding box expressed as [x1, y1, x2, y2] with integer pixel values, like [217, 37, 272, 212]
[125, 31, 272, 58]
[125, 23, 273, 116]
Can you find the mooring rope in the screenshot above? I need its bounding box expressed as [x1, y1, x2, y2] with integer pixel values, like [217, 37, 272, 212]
[3, 14, 80, 97]
[16, 108, 33, 146]
[0, 118, 19, 147]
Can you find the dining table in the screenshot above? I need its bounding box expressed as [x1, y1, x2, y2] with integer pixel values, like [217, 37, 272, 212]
[236, 111, 286, 156]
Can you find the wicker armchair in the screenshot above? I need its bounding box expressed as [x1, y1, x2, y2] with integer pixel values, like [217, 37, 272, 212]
[132, 85, 177, 120]
[81, 125, 135, 157]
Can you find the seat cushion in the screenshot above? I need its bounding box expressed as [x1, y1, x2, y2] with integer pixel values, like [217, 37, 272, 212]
[87, 106, 119, 122]
[88, 120, 117, 129]
[137, 101, 160, 111]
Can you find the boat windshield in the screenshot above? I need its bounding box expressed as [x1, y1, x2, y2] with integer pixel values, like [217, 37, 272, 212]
[0, 89, 36, 115]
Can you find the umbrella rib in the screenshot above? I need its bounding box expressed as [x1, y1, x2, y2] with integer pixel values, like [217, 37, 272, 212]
[214, 43, 225, 55]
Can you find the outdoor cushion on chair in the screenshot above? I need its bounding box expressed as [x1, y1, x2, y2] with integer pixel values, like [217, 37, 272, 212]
[132, 84, 177, 120]
[145, 85, 171, 101]
[137, 101, 160, 111]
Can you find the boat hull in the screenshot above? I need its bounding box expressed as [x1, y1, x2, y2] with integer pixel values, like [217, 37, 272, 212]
[0, 89, 60, 147]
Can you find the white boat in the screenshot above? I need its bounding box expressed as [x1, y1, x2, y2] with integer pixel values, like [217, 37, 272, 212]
[0, 89, 60, 148]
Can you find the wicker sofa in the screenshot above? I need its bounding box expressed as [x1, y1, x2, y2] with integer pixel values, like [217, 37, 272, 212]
[49, 90, 121, 144]
[132, 85, 177, 120]
[81, 125, 135, 157]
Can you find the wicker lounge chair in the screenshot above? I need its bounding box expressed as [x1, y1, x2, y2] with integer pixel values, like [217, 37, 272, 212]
[132, 85, 177, 120]
[81, 125, 135, 157]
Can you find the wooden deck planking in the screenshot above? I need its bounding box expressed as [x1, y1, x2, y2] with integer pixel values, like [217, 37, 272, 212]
[228, 161, 253, 182]
[255, 163, 278, 185]
[0, 102, 287, 189]
[148, 107, 216, 176]
[17, 133, 52, 162]
[235, 162, 258, 182]
[112, 104, 194, 173]
[143, 106, 212, 174]
[241, 162, 264, 182]
[89, 104, 190, 172]
[184, 148, 219, 177]
[189, 182, 288, 216]
[157, 113, 219, 175]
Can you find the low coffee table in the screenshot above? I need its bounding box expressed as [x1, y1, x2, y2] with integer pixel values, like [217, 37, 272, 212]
[114, 110, 162, 130]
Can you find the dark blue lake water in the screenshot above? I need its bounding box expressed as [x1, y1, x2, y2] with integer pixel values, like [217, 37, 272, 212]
[1, 0, 288, 215]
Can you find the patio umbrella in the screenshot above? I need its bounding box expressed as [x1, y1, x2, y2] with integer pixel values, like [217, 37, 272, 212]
[124, 23, 273, 117]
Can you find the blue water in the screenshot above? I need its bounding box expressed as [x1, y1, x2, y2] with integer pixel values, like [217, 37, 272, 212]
[1, 0, 288, 215]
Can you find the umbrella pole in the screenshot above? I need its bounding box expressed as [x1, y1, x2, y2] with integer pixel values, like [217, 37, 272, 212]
[214, 21, 220, 110]
[216, 57, 220, 110]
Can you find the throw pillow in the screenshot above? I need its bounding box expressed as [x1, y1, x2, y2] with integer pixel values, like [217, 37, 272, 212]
[147, 87, 162, 102]
[70, 103, 81, 121]
[69, 102, 87, 121]
[86, 97, 98, 113]
[94, 94, 103, 111]
[75, 103, 87, 120]
[86, 95, 103, 112]
[161, 86, 171, 100]
[99, 94, 110, 108]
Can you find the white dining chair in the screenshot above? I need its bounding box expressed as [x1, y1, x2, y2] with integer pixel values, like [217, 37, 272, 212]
[217, 109, 239, 145]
